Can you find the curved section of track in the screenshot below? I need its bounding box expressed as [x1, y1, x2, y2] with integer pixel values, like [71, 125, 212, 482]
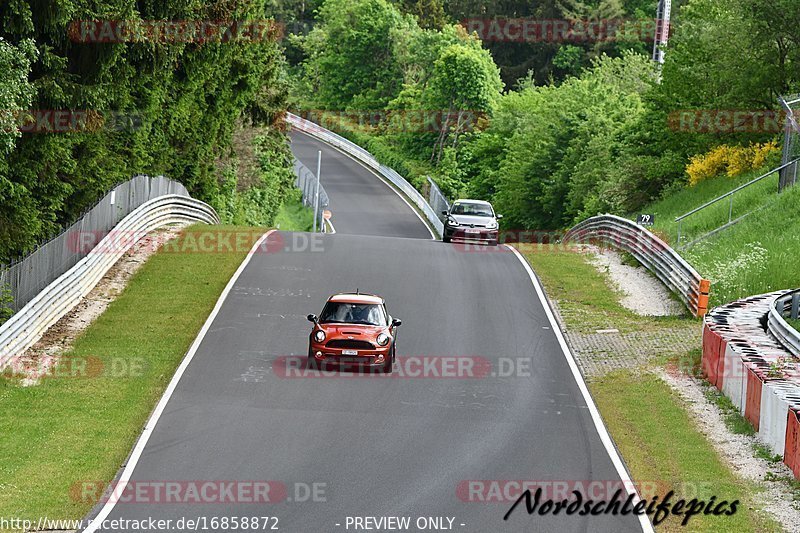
[87, 134, 644, 532]
[290, 131, 433, 239]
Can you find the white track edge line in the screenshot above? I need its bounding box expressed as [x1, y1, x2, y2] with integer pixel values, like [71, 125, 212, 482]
[505, 244, 655, 533]
[325, 216, 336, 234]
[83, 229, 276, 533]
[294, 130, 437, 240]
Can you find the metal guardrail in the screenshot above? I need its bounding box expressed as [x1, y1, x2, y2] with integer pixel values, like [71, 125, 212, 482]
[1, 175, 196, 312]
[674, 157, 800, 245]
[769, 289, 800, 357]
[0, 195, 219, 368]
[427, 176, 451, 221]
[285, 112, 444, 236]
[564, 214, 710, 317]
[293, 159, 329, 231]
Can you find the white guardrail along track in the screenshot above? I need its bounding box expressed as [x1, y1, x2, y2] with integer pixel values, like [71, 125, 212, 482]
[0, 195, 219, 369]
[564, 214, 711, 317]
[285, 112, 444, 237]
[769, 289, 800, 357]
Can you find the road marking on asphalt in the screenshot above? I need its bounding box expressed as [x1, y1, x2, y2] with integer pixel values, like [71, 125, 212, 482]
[294, 130, 437, 240]
[82, 229, 276, 533]
[504, 244, 655, 533]
[325, 215, 337, 234]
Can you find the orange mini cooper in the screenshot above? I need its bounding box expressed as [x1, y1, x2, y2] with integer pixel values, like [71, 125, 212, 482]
[307, 292, 401, 373]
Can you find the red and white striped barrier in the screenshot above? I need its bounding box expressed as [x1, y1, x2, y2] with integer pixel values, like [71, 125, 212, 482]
[702, 291, 800, 478]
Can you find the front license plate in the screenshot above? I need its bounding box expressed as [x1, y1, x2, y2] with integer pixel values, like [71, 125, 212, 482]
[465, 229, 479, 234]
[342, 349, 358, 356]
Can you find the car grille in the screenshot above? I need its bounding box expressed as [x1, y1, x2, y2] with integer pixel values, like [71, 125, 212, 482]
[326, 339, 374, 350]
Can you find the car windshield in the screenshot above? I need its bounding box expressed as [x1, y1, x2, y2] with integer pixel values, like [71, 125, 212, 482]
[451, 203, 493, 217]
[319, 302, 387, 326]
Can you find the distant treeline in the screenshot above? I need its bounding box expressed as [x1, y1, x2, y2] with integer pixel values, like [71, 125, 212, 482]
[284, 0, 798, 230]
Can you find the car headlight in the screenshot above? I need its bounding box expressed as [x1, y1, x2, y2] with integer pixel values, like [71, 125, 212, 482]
[447, 218, 460, 227]
[314, 330, 326, 342]
[486, 221, 498, 230]
[376, 333, 390, 346]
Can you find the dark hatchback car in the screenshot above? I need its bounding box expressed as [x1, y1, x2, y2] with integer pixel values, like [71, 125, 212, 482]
[442, 199, 502, 245]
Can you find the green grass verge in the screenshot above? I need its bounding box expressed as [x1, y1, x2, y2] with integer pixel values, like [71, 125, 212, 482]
[521, 245, 778, 532]
[519, 244, 693, 333]
[274, 188, 314, 232]
[0, 225, 256, 522]
[591, 370, 777, 532]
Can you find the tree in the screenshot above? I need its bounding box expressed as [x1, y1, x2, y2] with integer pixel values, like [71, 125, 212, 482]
[0, 0, 291, 261]
[300, 0, 409, 110]
[424, 43, 503, 162]
[457, 52, 655, 229]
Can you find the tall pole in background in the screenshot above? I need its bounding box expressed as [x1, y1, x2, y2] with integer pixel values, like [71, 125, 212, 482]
[652, 0, 672, 65]
[313, 150, 321, 233]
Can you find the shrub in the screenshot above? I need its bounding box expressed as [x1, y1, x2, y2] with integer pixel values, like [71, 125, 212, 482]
[686, 142, 780, 185]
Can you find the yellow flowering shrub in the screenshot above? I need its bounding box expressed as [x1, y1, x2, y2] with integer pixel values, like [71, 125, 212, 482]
[686, 142, 780, 185]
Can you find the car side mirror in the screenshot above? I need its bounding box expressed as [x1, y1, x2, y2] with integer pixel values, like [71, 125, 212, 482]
[307, 314, 318, 323]
[441, 210, 448, 216]
[392, 318, 402, 327]
[496, 214, 503, 219]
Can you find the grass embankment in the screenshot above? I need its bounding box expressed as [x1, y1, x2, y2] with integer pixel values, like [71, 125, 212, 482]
[0, 225, 261, 522]
[641, 168, 800, 307]
[522, 245, 779, 532]
[645, 167, 779, 243]
[274, 188, 315, 232]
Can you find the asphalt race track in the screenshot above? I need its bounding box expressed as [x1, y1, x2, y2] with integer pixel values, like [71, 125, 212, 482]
[289, 131, 434, 239]
[85, 134, 645, 532]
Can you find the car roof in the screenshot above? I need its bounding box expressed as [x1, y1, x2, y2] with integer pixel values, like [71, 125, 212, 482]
[328, 293, 384, 305]
[452, 199, 492, 206]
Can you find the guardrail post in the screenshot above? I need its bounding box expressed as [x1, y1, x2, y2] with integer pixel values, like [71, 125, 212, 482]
[792, 293, 800, 320]
[697, 279, 711, 317]
[728, 194, 733, 223]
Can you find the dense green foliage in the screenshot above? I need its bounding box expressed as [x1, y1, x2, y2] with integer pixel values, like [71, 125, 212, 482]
[471, 52, 656, 229]
[0, 1, 292, 262]
[441, 0, 662, 87]
[288, 0, 799, 233]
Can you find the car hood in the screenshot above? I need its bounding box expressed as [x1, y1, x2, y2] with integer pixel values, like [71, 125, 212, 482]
[450, 214, 496, 227]
[318, 323, 388, 337]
